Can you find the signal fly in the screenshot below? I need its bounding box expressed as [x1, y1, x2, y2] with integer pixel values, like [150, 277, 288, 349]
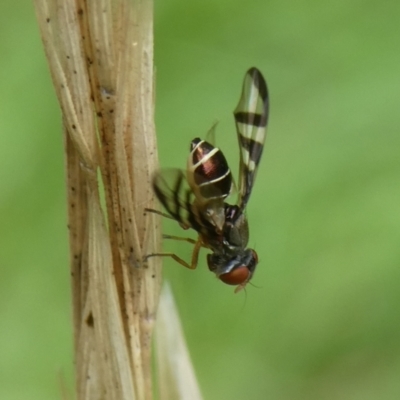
[146, 67, 269, 292]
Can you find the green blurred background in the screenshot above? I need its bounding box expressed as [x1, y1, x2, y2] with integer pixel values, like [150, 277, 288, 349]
[1, 1, 399, 399]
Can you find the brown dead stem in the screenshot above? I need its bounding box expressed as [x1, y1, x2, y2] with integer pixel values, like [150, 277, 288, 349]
[34, 0, 161, 399]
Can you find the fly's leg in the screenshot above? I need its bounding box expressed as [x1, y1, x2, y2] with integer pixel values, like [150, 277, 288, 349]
[162, 234, 197, 244]
[145, 208, 190, 230]
[144, 208, 175, 221]
[144, 208, 202, 268]
[144, 236, 203, 270]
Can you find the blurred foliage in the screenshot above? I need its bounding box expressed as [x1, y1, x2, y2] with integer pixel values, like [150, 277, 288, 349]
[0, 0, 399, 399]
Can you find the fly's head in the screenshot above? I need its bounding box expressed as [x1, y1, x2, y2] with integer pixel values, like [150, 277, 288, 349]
[207, 248, 258, 292]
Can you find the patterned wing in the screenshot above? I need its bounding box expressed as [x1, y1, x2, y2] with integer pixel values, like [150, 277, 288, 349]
[152, 168, 214, 234]
[152, 169, 195, 229]
[234, 67, 269, 210]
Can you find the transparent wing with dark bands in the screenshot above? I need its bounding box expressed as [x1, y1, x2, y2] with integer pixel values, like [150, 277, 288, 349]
[152, 168, 195, 229]
[234, 67, 269, 210]
[153, 168, 220, 234]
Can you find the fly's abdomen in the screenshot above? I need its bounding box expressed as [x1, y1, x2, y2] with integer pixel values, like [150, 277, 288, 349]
[187, 138, 232, 201]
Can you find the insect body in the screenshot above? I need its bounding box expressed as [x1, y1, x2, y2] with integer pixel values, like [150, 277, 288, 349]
[187, 137, 233, 232]
[147, 67, 269, 292]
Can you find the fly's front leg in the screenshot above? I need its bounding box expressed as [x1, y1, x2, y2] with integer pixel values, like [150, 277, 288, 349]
[144, 236, 203, 270]
[144, 208, 175, 221]
[145, 208, 190, 230]
[162, 234, 197, 244]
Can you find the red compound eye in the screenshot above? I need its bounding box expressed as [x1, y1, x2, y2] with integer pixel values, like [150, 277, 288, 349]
[219, 266, 250, 286]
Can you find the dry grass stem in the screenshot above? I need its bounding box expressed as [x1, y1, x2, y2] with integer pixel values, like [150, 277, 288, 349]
[34, 0, 161, 399]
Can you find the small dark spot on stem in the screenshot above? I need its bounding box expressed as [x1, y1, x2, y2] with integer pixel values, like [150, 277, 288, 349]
[86, 312, 94, 327]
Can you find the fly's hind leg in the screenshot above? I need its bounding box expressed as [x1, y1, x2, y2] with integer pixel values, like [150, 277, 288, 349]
[144, 236, 203, 270]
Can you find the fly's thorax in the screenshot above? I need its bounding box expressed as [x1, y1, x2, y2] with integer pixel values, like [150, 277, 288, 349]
[193, 198, 226, 232]
[223, 205, 249, 250]
[187, 138, 233, 202]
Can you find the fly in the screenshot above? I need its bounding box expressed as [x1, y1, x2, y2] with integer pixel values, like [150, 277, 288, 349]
[146, 67, 269, 292]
